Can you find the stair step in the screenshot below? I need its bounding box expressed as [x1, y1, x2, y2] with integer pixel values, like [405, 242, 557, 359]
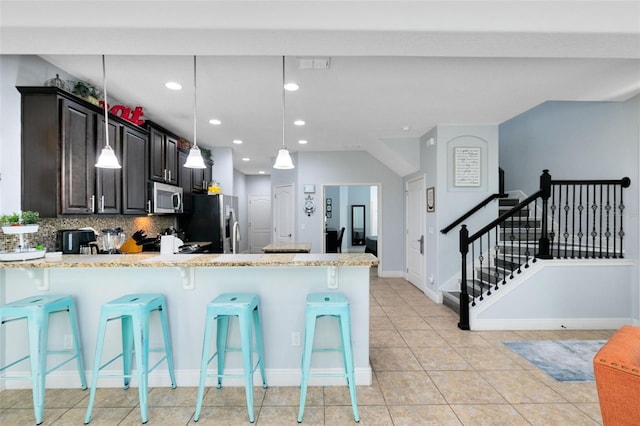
[499, 198, 519, 207]
[499, 219, 542, 228]
[500, 230, 543, 241]
[499, 209, 530, 217]
[442, 291, 460, 314]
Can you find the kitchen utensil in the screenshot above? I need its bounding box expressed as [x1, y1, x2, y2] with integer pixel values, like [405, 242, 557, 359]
[100, 228, 125, 254]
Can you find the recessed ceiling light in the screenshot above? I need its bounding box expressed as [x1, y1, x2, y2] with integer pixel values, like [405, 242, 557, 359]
[209, 119, 222, 125]
[242, 157, 250, 161]
[294, 120, 305, 126]
[165, 81, 182, 90]
[233, 139, 243, 144]
[284, 82, 299, 91]
[298, 139, 308, 145]
[402, 125, 411, 131]
[259, 171, 265, 174]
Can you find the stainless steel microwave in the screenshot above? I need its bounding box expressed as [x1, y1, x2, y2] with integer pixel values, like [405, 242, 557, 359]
[148, 182, 183, 214]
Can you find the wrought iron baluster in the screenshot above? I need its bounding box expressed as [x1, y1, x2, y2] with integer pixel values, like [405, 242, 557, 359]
[494, 227, 501, 290]
[517, 203, 523, 273]
[619, 183, 626, 258]
[591, 184, 598, 258]
[550, 185, 557, 258]
[599, 184, 604, 258]
[585, 184, 590, 258]
[577, 185, 584, 258]
[613, 185, 618, 258]
[529, 198, 537, 266]
[471, 242, 476, 306]
[562, 184, 570, 258]
[571, 184, 576, 258]
[478, 237, 485, 301]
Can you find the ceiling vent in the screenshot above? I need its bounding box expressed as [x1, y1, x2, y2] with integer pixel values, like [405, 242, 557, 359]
[297, 57, 331, 70]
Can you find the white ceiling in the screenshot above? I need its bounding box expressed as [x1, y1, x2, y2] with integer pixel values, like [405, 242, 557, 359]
[2, 1, 640, 175]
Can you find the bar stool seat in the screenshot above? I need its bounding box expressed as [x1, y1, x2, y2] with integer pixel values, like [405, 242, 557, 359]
[194, 293, 266, 423]
[0, 294, 87, 425]
[84, 294, 176, 425]
[298, 292, 359, 423]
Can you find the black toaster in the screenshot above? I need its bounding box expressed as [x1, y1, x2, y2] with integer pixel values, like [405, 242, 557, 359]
[57, 230, 97, 254]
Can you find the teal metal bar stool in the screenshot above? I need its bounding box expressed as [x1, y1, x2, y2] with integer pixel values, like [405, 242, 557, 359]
[194, 293, 266, 423]
[84, 294, 176, 424]
[0, 294, 87, 425]
[298, 292, 359, 423]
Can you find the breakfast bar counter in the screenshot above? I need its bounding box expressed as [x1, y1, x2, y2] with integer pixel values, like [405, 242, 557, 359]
[0, 253, 377, 390]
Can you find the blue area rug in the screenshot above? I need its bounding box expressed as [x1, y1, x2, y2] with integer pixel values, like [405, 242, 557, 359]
[503, 340, 606, 382]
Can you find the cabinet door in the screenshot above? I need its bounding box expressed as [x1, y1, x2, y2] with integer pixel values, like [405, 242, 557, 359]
[192, 168, 205, 192]
[149, 127, 166, 182]
[60, 99, 96, 214]
[95, 117, 122, 214]
[165, 135, 178, 185]
[122, 126, 149, 215]
[178, 150, 193, 213]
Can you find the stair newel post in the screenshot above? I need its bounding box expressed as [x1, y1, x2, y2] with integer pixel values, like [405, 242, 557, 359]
[537, 169, 553, 259]
[458, 225, 470, 330]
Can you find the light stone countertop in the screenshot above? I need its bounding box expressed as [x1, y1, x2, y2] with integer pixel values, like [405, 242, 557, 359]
[0, 252, 378, 268]
[261, 242, 312, 253]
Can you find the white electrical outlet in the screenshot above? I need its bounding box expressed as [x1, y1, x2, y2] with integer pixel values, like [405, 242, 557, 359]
[63, 334, 73, 349]
[291, 331, 301, 346]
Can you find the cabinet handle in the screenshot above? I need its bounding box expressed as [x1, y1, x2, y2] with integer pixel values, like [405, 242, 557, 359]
[168, 170, 172, 181]
[100, 195, 105, 213]
[146, 200, 151, 213]
[90, 195, 95, 213]
[163, 169, 167, 181]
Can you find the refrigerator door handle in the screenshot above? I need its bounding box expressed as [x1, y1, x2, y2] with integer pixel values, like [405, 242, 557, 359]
[232, 221, 240, 253]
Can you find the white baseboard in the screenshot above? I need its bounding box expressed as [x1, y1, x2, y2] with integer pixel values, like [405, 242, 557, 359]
[472, 317, 633, 331]
[0, 367, 372, 389]
[379, 270, 404, 278]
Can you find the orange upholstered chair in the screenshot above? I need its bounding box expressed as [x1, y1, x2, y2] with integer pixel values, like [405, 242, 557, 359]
[593, 325, 640, 426]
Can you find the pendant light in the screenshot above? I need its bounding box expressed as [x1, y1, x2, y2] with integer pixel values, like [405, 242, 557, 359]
[184, 55, 207, 169]
[273, 56, 295, 170]
[95, 55, 122, 169]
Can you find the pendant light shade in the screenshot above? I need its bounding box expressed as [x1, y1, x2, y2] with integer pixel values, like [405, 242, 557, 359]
[184, 55, 207, 169]
[95, 55, 121, 169]
[273, 56, 295, 170]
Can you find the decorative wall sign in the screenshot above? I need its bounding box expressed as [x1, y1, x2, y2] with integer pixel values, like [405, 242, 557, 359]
[454, 147, 481, 187]
[99, 101, 146, 126]
[426, 187, 435, 212]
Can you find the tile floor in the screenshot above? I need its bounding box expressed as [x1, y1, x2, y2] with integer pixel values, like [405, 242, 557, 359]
[0, 273, 613, 425]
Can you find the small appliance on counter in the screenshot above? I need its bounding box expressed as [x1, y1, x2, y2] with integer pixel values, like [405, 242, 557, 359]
[100, 227, 125, 254]
[57, 229, 99, 254]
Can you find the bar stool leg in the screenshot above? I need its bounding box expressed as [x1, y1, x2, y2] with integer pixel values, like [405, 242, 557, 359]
[239, 310, 255, 423]
[85, 310, 109, 424]
[68, 301, 88, 390]
[159, 303, 177, 388]
[131, 311, 150, 424]
[339, 315, 359, 422]
[252, 306, 267, 388]
[216, 315, 230, 388]
[297, 314, 317, 423]
[194, 309, 216, 422]
[121, 315, 134, 389]
[27, 308, 48, 425]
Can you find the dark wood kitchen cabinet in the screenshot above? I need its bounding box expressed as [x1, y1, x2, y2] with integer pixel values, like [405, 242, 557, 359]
[95, 116, 122, 214]
[18, 86, 148, 217]
[147, 121, 178, 185]
[122, 126, 149, 214]
[178, 149, 193, 213]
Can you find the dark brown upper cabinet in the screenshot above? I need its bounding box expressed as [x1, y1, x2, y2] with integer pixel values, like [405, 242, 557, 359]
[147, 121, 178, 185]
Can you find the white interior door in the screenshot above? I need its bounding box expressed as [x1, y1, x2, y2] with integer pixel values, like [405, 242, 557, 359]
[248, 195, 271, 253]
[274, 184, 294, 242]
[407, 176, 425, 290]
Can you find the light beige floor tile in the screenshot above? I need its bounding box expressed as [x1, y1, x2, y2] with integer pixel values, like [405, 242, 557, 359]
[455, 346, 524, 370]
[258, 405, 323, 425]
[369, 347, 422, 372]
[435, 330, 492, 347]
[0, 407, 66, 425]
[148, 386, 199, 406]
[514, 330, 565, 340]
[369, 328, 407, 347]
[479, 370, 566, 403]
[399, 329, 451, 348]
[324, 383, 386, 406]
[53, 407, 132, 425]
[414, 304, 457, 317]
[388, 404, 462, 425]
[513, 402, 600, 425]
[263, 386, 322, 406]
[422, 316, 463, 329]
[474, 330, 525, 343]
[7, 387, 88, 409]
[575, 402, 604, 425]
[119, 406, 195, 425]
[325, 405, 391, 425]
[0, 389, 34, 408]
[74, 387, 140, 408]
[428, 370, 507, 404]
[380, 304, 417, 317]
[412, 346, 473, 371]
[376, 371, 446, 405]
[369, 315, 396, 330]
[368, 304, 387, 317]
[187, 405, 260, 425]
[201, 385, 268, 406]
[451, 404, 530, 426]
[375, 296, 410, 307]
[388, 314, 432, 330]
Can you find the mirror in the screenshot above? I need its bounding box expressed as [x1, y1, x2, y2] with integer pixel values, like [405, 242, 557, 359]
[351, 205, 365, 245]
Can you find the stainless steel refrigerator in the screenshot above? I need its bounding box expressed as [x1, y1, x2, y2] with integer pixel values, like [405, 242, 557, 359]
[179, 194, 240, 253]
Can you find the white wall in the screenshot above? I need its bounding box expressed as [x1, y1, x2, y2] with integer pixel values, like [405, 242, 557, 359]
[274, 151, 404, 275]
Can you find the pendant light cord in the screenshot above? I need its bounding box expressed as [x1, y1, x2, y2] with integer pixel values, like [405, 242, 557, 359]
[193, 55, 198, 149]
[282, 56, 285, 149]
[102, 55, 110, 148]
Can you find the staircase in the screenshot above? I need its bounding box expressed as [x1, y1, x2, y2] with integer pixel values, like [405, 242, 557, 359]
[443, 196, 533, 314]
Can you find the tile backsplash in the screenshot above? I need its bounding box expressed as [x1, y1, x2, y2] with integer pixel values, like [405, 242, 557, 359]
[1, 215, 176, 253]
